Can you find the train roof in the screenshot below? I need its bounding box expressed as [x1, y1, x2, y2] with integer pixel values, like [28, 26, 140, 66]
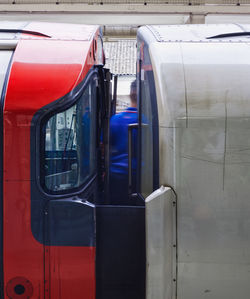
[3, 22, 102, 115]
[138, 24, 250, 126]
[141, 24, 250, 43]
[0, 21, 98, 41]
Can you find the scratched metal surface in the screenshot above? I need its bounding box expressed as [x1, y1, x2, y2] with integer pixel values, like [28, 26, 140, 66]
[143, 24, 250, 298]
[145, 186, 177, 299]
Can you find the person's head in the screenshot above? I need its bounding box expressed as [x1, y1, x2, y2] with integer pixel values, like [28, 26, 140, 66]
[130, 80, 137, 107]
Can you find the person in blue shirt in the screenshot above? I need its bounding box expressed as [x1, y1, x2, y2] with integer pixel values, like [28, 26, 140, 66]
[109, 80, 138, 205]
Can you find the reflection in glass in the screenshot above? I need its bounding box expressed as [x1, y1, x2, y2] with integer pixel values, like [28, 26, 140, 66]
[141, 72, 153, 198]
[44, 80, 96, 192]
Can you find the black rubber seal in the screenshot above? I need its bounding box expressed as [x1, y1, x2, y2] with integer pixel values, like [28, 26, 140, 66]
[207, 32, 250, 39]
[0, 29, 50, 38]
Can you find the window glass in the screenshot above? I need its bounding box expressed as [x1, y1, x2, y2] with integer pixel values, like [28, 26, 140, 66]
[96, 35, 104, 64]
[43, 78, 97, 192]
[140, 70, 154, 198]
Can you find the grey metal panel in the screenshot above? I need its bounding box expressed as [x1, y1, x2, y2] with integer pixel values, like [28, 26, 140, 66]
[148, 24, 250, 299]
[0, 40, 17, 49]
[146, 186, 176, 299]
[175, 118, 250, 299]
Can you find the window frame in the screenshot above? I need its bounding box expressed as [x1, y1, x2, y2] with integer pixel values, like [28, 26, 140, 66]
[38, 69, 100, 196]
[137, 46, 159, 198]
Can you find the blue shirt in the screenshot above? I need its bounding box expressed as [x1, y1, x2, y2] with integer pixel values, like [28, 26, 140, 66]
[110, 107, 138, 175]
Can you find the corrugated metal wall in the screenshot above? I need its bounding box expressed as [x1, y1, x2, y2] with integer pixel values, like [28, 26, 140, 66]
[104, 39, 136, 75]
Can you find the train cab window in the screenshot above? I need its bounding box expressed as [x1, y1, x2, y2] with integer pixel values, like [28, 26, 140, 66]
[42, 79, 97, 193]
[140, 70, 154, 198]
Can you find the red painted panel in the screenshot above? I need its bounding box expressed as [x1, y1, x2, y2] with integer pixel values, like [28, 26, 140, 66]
[3, 27, 99, 299]
[4, 39, 92, 115]
[46, 246, 95, 298]
[4, 181, 44, 299]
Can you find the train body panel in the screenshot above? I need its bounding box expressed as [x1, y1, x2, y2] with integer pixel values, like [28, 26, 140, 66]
[2, 22, 101, 299]
[138, 24, 250, 299]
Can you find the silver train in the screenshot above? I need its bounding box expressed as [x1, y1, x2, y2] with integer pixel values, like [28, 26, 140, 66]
[141, 24, 250, 299]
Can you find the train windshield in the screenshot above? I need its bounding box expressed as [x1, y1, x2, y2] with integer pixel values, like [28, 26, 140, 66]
[43, 79, 97, 193]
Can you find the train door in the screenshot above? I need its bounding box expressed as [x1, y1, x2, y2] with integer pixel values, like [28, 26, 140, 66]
[30, 69, 101, 298]
[137, 43, 177, 298]
[94, 70, 146, 299]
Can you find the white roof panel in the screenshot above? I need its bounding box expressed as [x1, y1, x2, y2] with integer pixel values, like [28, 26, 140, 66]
[141, 25, 250, 126]
[147, 24, 250, 42]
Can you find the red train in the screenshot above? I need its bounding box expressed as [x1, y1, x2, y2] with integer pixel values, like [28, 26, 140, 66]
[1, 22, 146, 299]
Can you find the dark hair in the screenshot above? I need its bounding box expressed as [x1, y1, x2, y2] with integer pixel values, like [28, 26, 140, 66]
[130, 80, 136, 94]
[130, 80, 137, 104]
